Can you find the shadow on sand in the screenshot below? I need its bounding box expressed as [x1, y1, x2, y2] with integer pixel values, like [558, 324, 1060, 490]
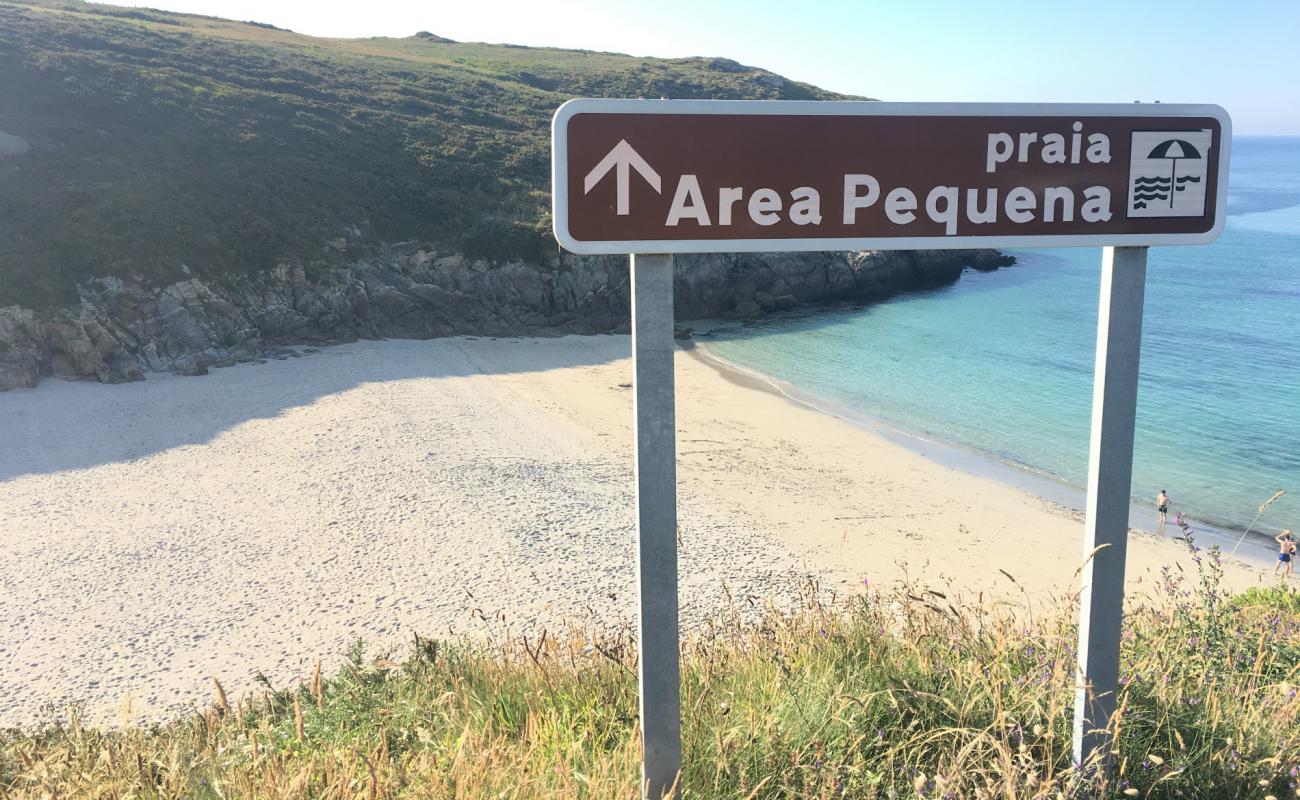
[0, 336, 627, 482]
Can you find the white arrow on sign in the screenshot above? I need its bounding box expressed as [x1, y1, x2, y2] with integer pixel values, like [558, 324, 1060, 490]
[583, 139, 662, 216]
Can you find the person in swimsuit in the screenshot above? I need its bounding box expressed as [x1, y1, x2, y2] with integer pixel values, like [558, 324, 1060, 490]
[1156, 490, 1171, 532]
[1276, 530, 1296, 578]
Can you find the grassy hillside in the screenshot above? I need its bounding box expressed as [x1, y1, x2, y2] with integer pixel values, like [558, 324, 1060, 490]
[0, 1, 849, 309]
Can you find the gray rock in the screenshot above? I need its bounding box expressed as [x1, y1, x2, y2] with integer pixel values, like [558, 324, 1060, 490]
[972, 250, 1018, 271]
[0, 246, 1014, 391]
[0, 130, 31, 158]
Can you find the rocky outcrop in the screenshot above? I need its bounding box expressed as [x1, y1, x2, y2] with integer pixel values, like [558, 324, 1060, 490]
[0, 247, 1014, 390]
[0, 130, 31, 158]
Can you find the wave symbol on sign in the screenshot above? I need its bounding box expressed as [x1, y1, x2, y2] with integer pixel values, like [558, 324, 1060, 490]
[1133, 139, 1203, 209]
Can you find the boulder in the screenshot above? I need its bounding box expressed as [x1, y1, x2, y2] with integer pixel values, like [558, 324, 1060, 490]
[972, 249, 1017, 271]
[0, 130, 31, 158]
[0, 308, 45, 389]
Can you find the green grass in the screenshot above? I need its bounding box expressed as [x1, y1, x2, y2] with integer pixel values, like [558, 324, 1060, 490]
[2, 539, 1298, 799]
[0, 0, 850, 308]
[1234, 584, 1300, 615]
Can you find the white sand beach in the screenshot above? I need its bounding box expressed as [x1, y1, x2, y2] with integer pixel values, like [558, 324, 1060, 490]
[0, 336, 1275, 727]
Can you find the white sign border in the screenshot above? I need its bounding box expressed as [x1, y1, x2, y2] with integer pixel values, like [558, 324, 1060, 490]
[551, 99, 1233, 255]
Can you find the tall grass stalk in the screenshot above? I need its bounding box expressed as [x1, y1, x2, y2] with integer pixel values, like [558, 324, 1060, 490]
[1229, 490, 1287, 557]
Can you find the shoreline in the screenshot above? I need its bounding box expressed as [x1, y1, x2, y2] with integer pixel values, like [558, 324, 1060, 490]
[0, 334, 1284, 729]
[686, 339, 1279, 568]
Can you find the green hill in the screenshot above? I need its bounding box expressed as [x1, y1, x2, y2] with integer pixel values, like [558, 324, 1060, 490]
[0, 0, 851, 308]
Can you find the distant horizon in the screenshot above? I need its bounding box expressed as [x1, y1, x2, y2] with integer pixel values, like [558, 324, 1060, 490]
[90, 0, 1300, 136]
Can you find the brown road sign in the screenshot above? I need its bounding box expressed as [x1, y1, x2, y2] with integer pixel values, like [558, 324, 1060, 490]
[551, 100, 1231, 254]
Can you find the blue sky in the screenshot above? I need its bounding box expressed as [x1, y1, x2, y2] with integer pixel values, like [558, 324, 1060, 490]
[104, 0, 1300, 134]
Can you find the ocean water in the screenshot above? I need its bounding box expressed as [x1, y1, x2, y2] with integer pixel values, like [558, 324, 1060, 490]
[704, 137, 1300, 533]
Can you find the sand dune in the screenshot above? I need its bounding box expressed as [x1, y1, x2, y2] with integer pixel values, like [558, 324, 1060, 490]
[0, 336, 1272, 727]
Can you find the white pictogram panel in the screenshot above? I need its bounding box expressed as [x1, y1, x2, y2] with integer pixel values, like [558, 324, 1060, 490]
[1127, 129, 1213, 218]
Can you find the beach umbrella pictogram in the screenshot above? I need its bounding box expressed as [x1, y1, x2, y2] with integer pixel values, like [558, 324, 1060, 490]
[1148, 138, 1203, 208]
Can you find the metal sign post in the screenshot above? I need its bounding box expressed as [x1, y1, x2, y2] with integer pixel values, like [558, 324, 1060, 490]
[549, 100, 1231, 794]
[630, 253, 682, 799]
[1073, 245, 1148, 770]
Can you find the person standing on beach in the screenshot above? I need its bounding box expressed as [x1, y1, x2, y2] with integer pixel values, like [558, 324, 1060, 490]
[1276, 530, 1296, 578]
[1156, 489, 1171, 532]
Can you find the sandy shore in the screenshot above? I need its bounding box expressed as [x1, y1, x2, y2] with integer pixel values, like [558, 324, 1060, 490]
[0, 336, 1276, 727]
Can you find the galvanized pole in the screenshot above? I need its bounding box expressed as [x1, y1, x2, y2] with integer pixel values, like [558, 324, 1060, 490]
[1073, 245, 1148, 771]
[630, 253, 682, 799]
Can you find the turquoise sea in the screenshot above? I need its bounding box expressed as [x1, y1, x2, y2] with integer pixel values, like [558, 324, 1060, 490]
[704, 137, 1300, 535]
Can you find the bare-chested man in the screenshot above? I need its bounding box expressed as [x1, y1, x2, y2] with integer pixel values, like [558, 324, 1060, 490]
[1156, 489, 1171, 532]
[1276, 530, 1296, 578]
